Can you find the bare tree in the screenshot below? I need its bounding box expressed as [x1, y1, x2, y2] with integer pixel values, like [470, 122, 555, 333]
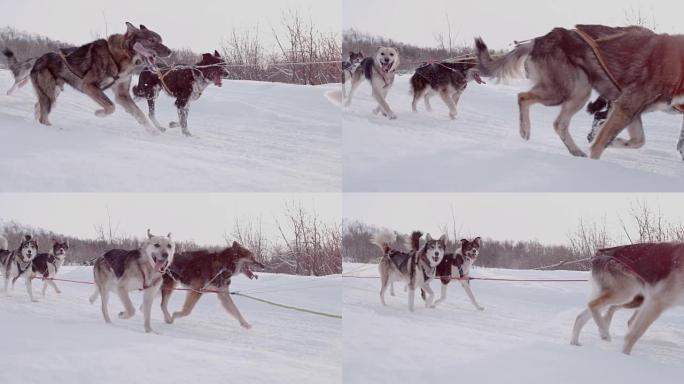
[624, 5, 658, 30]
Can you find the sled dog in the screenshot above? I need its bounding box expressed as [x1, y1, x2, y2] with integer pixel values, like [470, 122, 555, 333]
[344, 47, 400, 119]
[31, 238, 69, 296]
[429, 237, 484, 310]
[1, 235, 39, 302]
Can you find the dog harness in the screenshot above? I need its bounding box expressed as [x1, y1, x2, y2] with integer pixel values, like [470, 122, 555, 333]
[11, 257, 32, 285]
[574, 27, 684, 113]
[374, 66, 394, 88]
[57, 49, 119, 91]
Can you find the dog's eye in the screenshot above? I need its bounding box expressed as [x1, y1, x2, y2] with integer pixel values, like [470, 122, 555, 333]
[390, 53, 394, 56]
[154, 243, 160, 248]
[167, 244, 172, 249]
[380, 52, 385, 55]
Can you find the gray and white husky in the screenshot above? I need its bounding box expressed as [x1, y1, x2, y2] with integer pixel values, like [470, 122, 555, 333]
[373, 229, 446, 311]
[342, 51, 364, 99]
[89, 229, 175, 333]
[2, 49, 36, 95]
[344, 46, 400, 119]
[31, 238, 69, 296]
[570, 243, 684, 355]
[1, 234, 39, 302]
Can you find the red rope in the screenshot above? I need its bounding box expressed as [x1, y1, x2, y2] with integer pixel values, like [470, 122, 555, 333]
[33, 276, 226, 293]
[341, 275, 588, 283]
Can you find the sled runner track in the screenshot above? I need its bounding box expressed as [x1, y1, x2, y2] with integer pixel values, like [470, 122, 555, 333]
[30, 276, 342, 319]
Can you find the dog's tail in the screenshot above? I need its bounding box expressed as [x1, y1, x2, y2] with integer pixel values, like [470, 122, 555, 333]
[587, 95, 610, 114]
[2, 48, 18, 68]
[0, 234, 7, 251]
[89, 258, 102, 304]
[371, 229, 398, 255]
[474, 37, 533, 81]
[410, 231, 422, 252]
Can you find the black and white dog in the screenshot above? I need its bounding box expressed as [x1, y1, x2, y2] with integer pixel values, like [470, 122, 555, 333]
[410, 60, 485, 119]
[31, 238, 69, 296]
[374, 230, 446, 311]
[344, 46, 400, 119]
[342, 51, 364, 99]
[428, 237, 484, 310]
[1, 235, 39, 302]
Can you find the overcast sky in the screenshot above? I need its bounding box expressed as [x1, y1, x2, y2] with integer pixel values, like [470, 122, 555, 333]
[0, 193, 340, 246]
[344, 193, 684, 245]
[0, 0, 340, 52]
[343, 0, 684, 49]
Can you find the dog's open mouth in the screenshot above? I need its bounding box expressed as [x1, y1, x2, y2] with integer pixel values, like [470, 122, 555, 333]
[381, 61, 393, 73]
[242, 261, 265, 280]
[213, 73, 223, 87]
[133, 42, 157, 66]
[152, 257, 169, 273]
[473, 72, 486, 85]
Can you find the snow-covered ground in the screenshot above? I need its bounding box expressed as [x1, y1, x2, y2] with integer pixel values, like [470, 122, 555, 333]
[343, 263, 684, 384]
[342, 76, 684, 191]
[0, 266, 341, 384]
[0, 70, 340, 191]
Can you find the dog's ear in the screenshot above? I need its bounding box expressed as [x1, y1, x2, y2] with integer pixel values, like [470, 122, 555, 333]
[460, 238, 468, 245]
[147, 229, 153, 239]
[202, 53, 213, 61]
[358, 51, 364, 57]
[473, 237, 481, 247]
[167, 232, 172, 238]
[214, 50, 221, 57]
[24, 234, 32, 241]
[52, 238, 58, 245]
[425, 233, 433, 242]
[438, 234, 447, 243]
[232, 241, 240, 248]
[64, 239, 69, 248]
[139, 24, 148, 31]
[125, 22, 139, 34]
[349, 51, 355, 56]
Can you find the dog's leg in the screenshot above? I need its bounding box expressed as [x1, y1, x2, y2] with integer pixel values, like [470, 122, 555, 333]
[433, 283, 448, 306]
[142, 284, 159, 334]
[610, 116, 645, 149]
[379, 272, 389, 306]
[42, 279, 48, 296]
[424, 93, 433, 112]
[677, 116, 684, 161]
[570, 308, 592, 345]
[587, 290, 634, 342]
[438, 88, 458, 120]
[116, 286, 136, 319]
[146, 98, 166, 131]
[30, 69, 57, 126]
[82, 83, 115, 118]
[99, 286, 112, 323]
[25, 274, 37, 302]
[2, 271, 8, 293]
[342, 79, 348, 100]
[451, 89, 464, 115]
[389, 282, 395, 297]
[344, 77, 363, 107]
[411, 88, 425, 112]
[171, 290, 202, 322]
[552, 86, 592, 157]
[460, 279, 484, 311]
[622, 298, 667, 355]
[408, 287, 416, 312]
[371, 85, 397, 120]
[590, 91, 646, 159]
[423, 284, 435, 308]
[113, 79, 157, 133]
[218, 291, 252, 329]
[517, 90, 540, 141]
[160, 279, 175, 324]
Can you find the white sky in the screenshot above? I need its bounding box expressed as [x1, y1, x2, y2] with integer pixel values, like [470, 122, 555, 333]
[343, 0, 684, 49]
[0, 193, 341, 246]
[344, 193, 684, 245]
[0, 0, 340, 52]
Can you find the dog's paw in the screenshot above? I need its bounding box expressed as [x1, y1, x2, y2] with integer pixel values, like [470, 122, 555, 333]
[31, 299, 39, 303]
[241, 322, 252, 330]
[388, 113, 398, 120]
[477, 306, 485, 311]
[570, 340, 581, 346]
[145, 328, 160, 335]
[169, 121, 180, 129]
[118, 311, 134, 320]
[600, 333, 611, 342]
[570, 149, 588, 158]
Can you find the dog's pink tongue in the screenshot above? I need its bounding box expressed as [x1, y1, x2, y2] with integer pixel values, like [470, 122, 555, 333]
[154, 259, 167, 272]
[242, 264, 257, 280]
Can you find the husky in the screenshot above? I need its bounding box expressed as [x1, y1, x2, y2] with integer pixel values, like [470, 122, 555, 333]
[1, 235, 39, 302]
[31, 238, 69, 296]
[160, 241, 265, 329]
[410, 60, 485, 119]
[132, 50, 228, 136]
[89, 229, 175, 333]
[344, 47, 400, 119]
[570, 243, 684, 354]
[428, 237, 484, 310]
[342, 51, 364, 99]
[374, 230, 446, 311]
[475, 24, 684, 159]
[3, 49, 36, 95]
[30, 22, 171, 131]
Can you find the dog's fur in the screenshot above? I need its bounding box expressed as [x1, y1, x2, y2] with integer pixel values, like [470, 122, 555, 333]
[3, 49, 37, 95]
[342, 51, 364, 99]
[344, 47, 400, 119]
[132, 50, 228, 136]
[476, 24, 684, 159]
[427, 237, 484, 310]
[410, 60, 484, 119]
[30, 22, 171, 131]
[1, 235, 39, 302]
[570, 243, 684, 354]
[31, 238, 69, 296]
[160, 241, 264, 329]
[374, 230, 446, 311]
[89, 229, 175, 333]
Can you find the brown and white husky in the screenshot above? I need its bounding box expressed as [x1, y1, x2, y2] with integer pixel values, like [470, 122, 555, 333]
[429, 237, 484, 310]
[570, 243, 684, 354]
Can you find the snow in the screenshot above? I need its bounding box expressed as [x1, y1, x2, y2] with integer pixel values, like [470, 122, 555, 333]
[0, 71, 341, 191]
[342, 76, 684, 191]
[0, 267, 341, 384]
[343, 262, 684, 384]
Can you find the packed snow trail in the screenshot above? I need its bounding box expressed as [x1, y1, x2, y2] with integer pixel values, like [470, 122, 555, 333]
[342, 76, 684, 191]
[343, 263, 684, 384]
[0, 267, 341, 384]
[0, 71, 341, 192]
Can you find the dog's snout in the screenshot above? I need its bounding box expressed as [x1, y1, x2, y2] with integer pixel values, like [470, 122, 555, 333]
[162, 251, 169, 259]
